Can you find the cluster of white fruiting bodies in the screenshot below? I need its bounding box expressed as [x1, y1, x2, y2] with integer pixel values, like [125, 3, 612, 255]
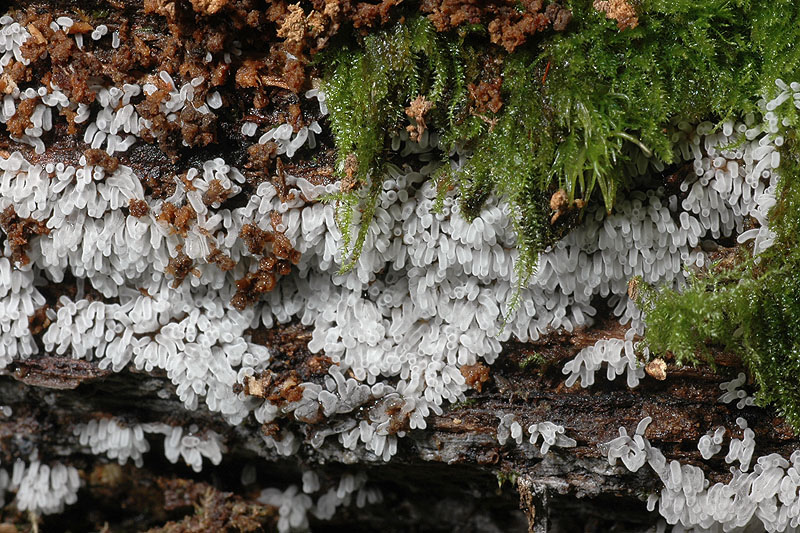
[0, 11, 797, 531]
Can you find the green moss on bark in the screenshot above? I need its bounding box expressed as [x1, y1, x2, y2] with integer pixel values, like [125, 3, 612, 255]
[319, 3, 800, 386]
[321, 2, 800, 281]
[640, 127, 800, 427]
[319, 15, 467, 271]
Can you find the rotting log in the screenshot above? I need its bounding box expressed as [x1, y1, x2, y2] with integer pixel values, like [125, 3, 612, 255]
[0, 0, 796, 531]
[1, 317, 788, 531]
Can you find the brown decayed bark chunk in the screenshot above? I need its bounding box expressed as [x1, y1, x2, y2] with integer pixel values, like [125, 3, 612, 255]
[231, 269, 276, 310]
[306, 355, 333, 375]
[203, 179, 231, 206]
[266, 371, 305, 405]
[547, 2, 573, 31]
[277, 3, 307, 44]
[231, 223, 299, 310]
[6, 59, 32, 87]
[240, 223, 273, 255]
[47, 30, 74, 63]
[180, 105, 218, 147]
[67, 21, 94, 35]
[272, 232, 297, 262]
[282, 58, 306, 93]
[469, 77, 503, 115]
[420, 0, 571, 52]
[593, 0, 638, 30]
[142, 173, 178, 201]
[461, 362, 491, 392]
[246, 142, 278, 176]
[129, 199, 151, 218]
[157, 203, 197, 236]
[405, 94, 433, 142]
[243, 370, 306, 406]
[645, 358, 668, 381]
[84, 148, 120, 173]
[59, 106, 79, 135]
[350, 0, 401, 28]
[207, 246, 236, 271]
[235, 59, 263, 89]
[143, 0, 177, 19]
[20, 11, 54, 63]
[0, 206, 50, 266]
[341, 152, 359, 193]
[165, 248, 198, 288]
[6, 97, 37, 138]
[43, 25, 102, 105]
[233, 49, 304, 93]
[28, 305, 51, 335]
[190, 0, 230, 16]
[110, 27, 156, 80]
[151, 478, 276, 532]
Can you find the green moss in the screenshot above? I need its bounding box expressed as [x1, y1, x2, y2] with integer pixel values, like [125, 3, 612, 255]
[439, 50, 565, 291]
[636, 267, 745, 368]
[446, 0, 800, 248]
[322, 2, 800, 272]
[520, 352, 546, 370]
[537, 0, 799, 205]
[642, 253, 800, 428]
[90, 8, 111, 20]
[319, 15, 468, 270]
[496, 470, 519, 489]
[640, 124, 800, 427]
[633, 1, 800, 404]
[449, 397, 479, 410]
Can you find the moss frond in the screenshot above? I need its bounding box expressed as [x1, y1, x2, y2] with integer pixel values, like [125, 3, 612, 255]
[320, 1, 800, 342]
[320, 15, 467, 270]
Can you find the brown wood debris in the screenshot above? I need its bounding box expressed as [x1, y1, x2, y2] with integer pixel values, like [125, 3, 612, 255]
[593, 0, 639, 30]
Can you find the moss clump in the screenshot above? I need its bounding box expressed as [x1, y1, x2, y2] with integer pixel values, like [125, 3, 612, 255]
[436, 49, 567, 285]
[522, 0, 800, 208]
[640, 127, 800, 427]
[317, 2, 800, 422]
[520, 352, 546, 370]
[519, 351, 555, 374]
[320, 15, 466, 270]
[576, 0, 800, 425]
[321, 2, 800, 282]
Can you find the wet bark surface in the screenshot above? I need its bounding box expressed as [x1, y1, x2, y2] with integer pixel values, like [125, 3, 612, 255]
[1, 316, 793, 531]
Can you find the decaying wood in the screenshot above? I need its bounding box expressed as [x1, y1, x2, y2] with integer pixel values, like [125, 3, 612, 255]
[0, 0, 794, 531]
[0, 314, 790, 531]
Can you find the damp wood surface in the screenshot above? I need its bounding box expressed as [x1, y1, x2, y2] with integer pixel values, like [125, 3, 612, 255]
[0, 316, 790, 531]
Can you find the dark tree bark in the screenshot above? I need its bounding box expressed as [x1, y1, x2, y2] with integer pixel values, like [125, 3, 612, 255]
[1, 316, 790, 531]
